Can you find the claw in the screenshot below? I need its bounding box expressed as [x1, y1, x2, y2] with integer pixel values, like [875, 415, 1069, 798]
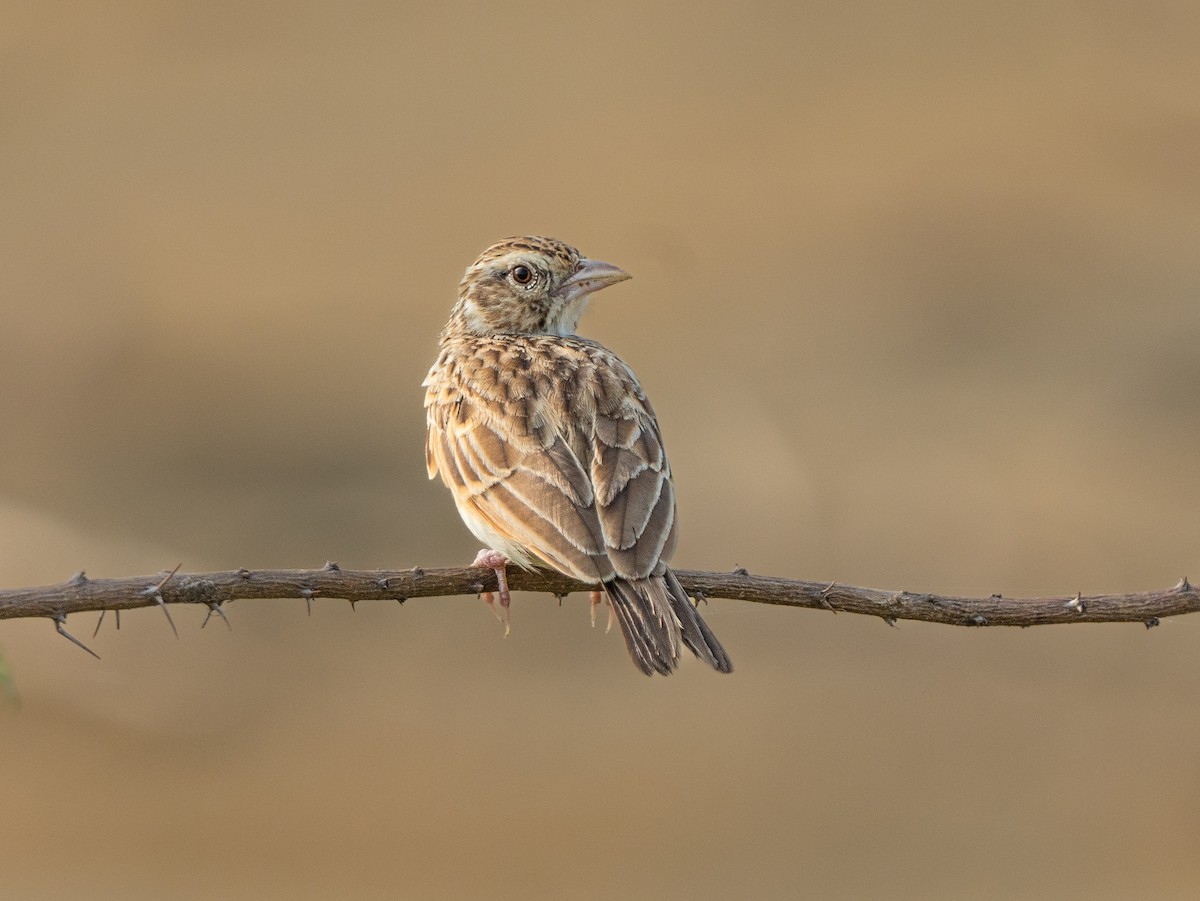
[482, 591, 505, 623]
[589, 589, 615, 633]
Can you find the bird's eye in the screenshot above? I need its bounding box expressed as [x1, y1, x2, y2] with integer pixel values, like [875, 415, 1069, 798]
[511, 265, 533, 285]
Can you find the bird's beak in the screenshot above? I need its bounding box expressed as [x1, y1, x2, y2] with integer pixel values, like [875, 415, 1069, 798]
[557, 257, 631, 303]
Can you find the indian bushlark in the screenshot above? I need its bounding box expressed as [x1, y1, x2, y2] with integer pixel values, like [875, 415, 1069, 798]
[423, 236, 732, 676]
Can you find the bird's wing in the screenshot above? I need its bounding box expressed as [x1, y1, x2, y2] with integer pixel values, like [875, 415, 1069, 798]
[425, 341, 677, 584]
[427, 387, 616, 583]
[588, 375, 678, 581]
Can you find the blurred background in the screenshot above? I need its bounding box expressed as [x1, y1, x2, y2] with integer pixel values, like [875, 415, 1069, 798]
[3, 2, 1199, 898]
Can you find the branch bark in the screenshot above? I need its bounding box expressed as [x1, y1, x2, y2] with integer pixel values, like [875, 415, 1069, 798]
[1, 564, 1195, 652]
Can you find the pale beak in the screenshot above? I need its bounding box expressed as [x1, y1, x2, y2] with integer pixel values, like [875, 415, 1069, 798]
[556, 257, 631, 303]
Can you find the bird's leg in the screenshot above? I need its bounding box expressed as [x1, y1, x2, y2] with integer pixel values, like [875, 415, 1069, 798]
[472, 548, 512, 635]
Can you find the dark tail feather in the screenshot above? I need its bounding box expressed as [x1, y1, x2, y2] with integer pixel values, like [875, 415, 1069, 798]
[664, 568, 733, 673]
[604, 573, 733, 676]
[604, 579, 678, 676]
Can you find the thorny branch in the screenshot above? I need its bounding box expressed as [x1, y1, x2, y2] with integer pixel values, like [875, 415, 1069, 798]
[0, 564, 1196, 658]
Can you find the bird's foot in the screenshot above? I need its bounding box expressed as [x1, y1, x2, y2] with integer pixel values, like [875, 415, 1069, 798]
[472, 548, 511, 636]
[589, 589, 615, 633]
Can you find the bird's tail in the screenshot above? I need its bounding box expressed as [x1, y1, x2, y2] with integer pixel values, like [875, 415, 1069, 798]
[663, 568, 733, 674]
[604, 570, 733, 676]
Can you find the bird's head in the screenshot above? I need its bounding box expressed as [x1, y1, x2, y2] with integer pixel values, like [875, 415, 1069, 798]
[446, 236, 631, 338]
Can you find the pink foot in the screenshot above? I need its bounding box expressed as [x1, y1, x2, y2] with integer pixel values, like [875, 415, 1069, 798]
[472, 548, 511, 635]
[589, 589, 614, 633]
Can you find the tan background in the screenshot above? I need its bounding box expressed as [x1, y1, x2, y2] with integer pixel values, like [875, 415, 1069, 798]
[3, 3, 1199, 898]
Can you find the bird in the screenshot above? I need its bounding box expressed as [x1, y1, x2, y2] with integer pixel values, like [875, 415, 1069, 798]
[423, 236, 732, 676]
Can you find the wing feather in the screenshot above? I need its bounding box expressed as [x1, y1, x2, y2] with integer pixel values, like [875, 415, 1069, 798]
[429, 385, 610, 582]
[602, 465, 666, 550]
[591, 407, 676, 579]
[466, 479, 612, 581]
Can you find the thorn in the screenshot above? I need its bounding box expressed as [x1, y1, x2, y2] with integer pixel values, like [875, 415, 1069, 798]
[469, 582, 484, 595]
[237, 568, 253, 579]
[93, 609, 106, 638]
[396, 596, 406, 605]
[692, 589, 708, 608]
[349, 599, 357, 612]
[553, 592, 568, 606]
[68, 570, 88, 586]
[54, 614, 100, 659]
[115, 609, 121, 630]
[201, 602, 231, 631]
[968, 614, 988, 626]
[323, 561, 340, 572]
[818, 582, 838, 613]
[990, 593, 1003, 599]
[1145, 617, 1160, 629]
[146, 563, 182, 593]
[1064, 592, 1086, 614]
[153, 594, 179, 638]
[301, 588, 314, 616]
[376, 577, 390, 590]
[1176, 576, 1192, 593]
[411, 567, 425, 578]
[732, 566, 749, 577]
[883, 616, 898, 628]
[141, 564, 182, 638]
